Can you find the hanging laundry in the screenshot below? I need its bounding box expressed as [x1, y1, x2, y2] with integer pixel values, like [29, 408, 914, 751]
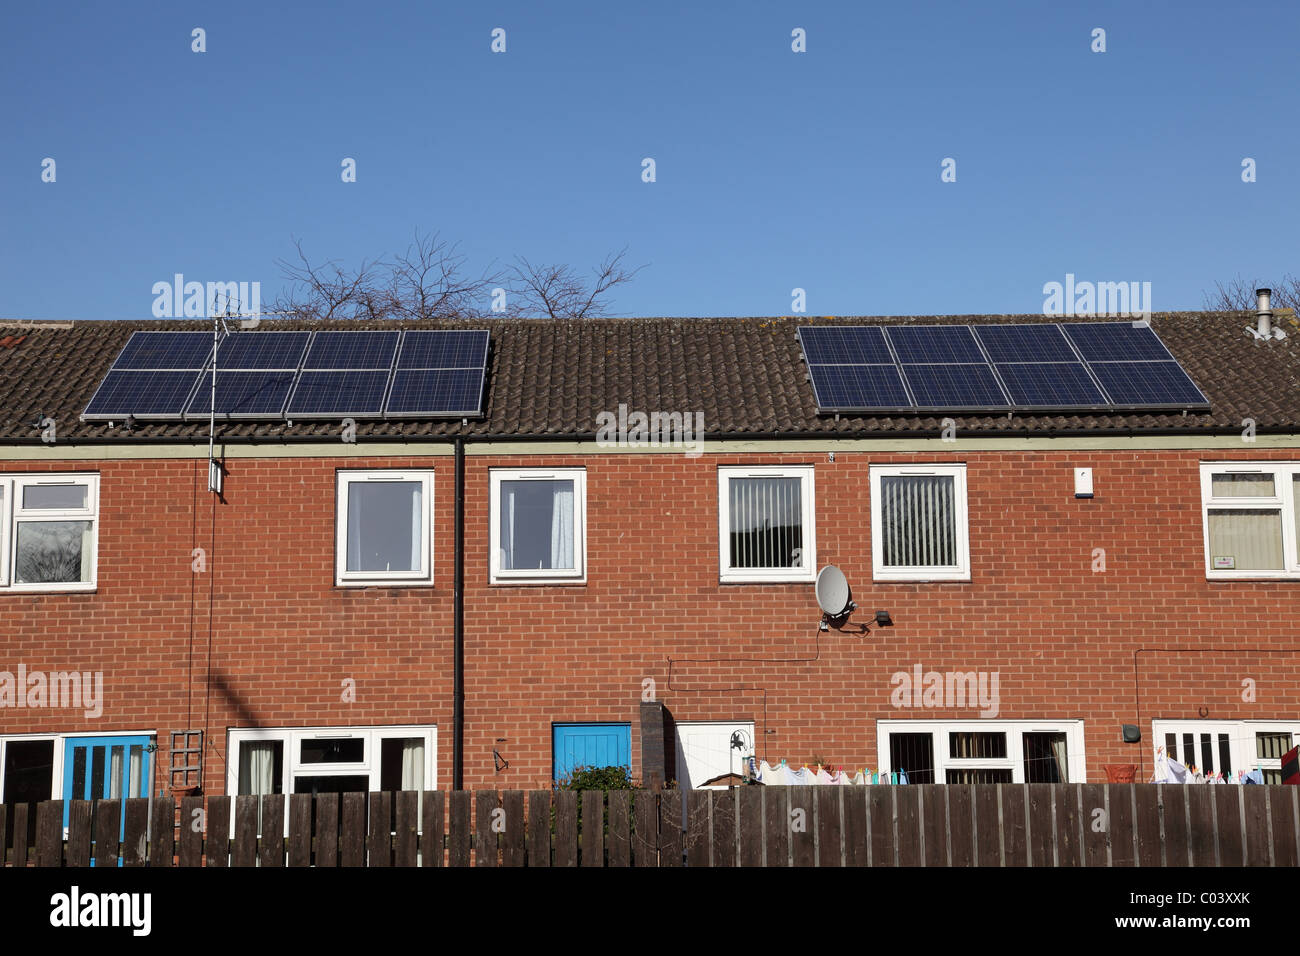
[815, 767, 834, 785]
[1243, 769, 1264, 785]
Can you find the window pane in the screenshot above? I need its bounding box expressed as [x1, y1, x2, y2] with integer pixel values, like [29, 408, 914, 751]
[1023, 732, 1068, 783]
[22, 483, 88, 510]
[1219, 734, 1232, 775]
[946, 768, 1013, 784]
[1207, 509, 1284, 570]
[727, 477, 803, 569]
[1257, 732, 1292, 760]
[1211, 473, 1275, 497]
[888, 733, 934, 784]
[499, 479, 576, 571]
[238, 741, 284, 794]
[14, 521, 92, 583]
[949, 732, 1007, 759]
[346, 481, 421, 573]
[2, 739, 53, 850]
[300, 738, 365, 764]
[292, 775, 369, 795]
[1293, 476, 1300, 562]
[380, 737, 425, 792]
[880, 475, 956, 567]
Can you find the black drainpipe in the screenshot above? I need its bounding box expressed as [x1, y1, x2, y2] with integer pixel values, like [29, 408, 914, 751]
[453, 436, 465, 790]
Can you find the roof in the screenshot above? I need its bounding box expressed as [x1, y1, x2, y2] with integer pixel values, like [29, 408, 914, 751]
[2, 312, 1299, 444]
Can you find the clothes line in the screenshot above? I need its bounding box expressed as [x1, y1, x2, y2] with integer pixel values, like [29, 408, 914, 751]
[751, 758, 910, 786]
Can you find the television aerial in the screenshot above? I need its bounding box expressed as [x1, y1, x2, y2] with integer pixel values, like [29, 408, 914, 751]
[815, 565, 894, 634]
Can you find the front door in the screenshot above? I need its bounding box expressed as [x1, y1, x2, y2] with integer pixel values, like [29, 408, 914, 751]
[62, 736, 151, 864]
[552, 723, 631, 783]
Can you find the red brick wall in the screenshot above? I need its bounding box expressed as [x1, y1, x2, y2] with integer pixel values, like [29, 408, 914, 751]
[1, 446, 1298, 791]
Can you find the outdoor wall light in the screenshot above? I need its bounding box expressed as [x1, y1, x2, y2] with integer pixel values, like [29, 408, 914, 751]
[874, 611, 894, 627]
[1122, 724, 1141, 743]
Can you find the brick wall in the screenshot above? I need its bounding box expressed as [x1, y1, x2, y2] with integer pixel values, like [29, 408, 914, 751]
[1, 445, 1298, 791]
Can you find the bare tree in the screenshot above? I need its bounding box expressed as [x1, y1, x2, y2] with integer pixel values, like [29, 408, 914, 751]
[273, 233, 643, 320]
[1202, 274, 1300, 311]
[505, 247, 645, 319]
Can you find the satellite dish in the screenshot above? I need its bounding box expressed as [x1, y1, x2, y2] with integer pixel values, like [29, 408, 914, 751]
[816, 565, 854, 619]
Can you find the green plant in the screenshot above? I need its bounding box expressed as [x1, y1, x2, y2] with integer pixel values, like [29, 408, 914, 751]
[556, 765, 636, 791]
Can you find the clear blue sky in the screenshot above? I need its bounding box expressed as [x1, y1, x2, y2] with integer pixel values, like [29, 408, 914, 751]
[2, 1, 1296, 320]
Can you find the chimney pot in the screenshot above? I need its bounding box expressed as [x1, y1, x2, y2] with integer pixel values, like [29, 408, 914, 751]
[1256, 288, 1273, 337]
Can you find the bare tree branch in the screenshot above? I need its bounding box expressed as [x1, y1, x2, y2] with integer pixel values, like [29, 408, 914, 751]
[1202, 274, 1300, 311]
[506, 247, 645, 319]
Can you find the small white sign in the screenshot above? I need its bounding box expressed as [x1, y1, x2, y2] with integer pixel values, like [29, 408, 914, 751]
[1213, 556, 1236, 569]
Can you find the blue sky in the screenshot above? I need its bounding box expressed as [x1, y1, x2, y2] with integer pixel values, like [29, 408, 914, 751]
[2, 0, 1296, 320]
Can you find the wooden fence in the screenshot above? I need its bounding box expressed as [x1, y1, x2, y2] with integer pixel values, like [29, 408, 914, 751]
[1, 784, 1296, 867]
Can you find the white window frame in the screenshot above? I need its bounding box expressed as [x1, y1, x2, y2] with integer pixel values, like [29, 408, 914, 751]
[0, 473, 99, 592]
[870, 463, 969, 582]
[1199, 462, 1300, 580]
[0, 729, 156, 804]
[1152, 719, 1300, 781]
[335, 470, 435, 587]
[876, 719, 1085, 784]
[489, 467, 587, 584]
[717, 465, 816, 583]
[674, 720, 756, 789]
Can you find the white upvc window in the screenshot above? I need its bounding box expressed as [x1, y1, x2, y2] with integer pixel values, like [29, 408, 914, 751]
[489, 468, 587, 584]
[877, 720, 1085, 784]
[0, 473, 99, 591]
[335, 470, 434, 587]
[1199, 462, 1300, 579]
[673, 721, 756, 789]
[870, 464, 969, 581]
[717, 465, 816, 583]
[1152, 720, 1300, 783]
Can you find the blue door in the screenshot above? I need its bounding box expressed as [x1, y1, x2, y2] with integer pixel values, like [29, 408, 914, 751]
[552, 723, 631, 783]
[62, 736, 152, 865]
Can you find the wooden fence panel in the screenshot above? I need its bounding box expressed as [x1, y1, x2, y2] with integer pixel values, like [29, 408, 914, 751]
[764, 787, 789, 867]
[606, 791, 630, 868]
[206, 796, 230, 867]
[316, 793, 340, 868]
[178, 796, 204, 867]
[1269, 787, 1298, 868]
[151, 797, 175, 867]
[685, 790, 710, 867]
[1057, 785, 1080, 868]
[1108, 786, 1136, 866]
[421, 791, 444, 868]
[232, 795, 258, 867]
[394, 791, 419, 867]
[580, 791, 603, 867]
[1185, 786, 1217, 867]
[367, 792, 392, 868]
[790, 787, 816, 867]
[713, 790, 737, 867]
[1213, 786, 1243, 866]
[68, 801, 93, 867]
[868, 786, 894, 866]
[12, 804, 30, 867]
[526, 790, 550, 867]
[501, 791, 526, 867]
[340, 792, 367, 867]
[475, 791, 498, 867]
[1161, 787, 1189, 868]
[1027, 785, 1054, 867]
[122, 798, 150, 866]
[739, 787, 764, 867]
[659, 791, 682, 867]
[96, 801, 120, 868]
[553, 790, 578, 868]
[1134, 786, 1162, 866]
[36, 801, 62, 867]
[259, 794, 285, 867]
[817, 789, 840, 868]
[1079, 784, 1109, 867]
[288, 794, 312, 867]
[973, 786, 1000, 866]
[922, 786, 946, 867]
[1000, 786, 1027, 865]
[896, 787, 923, 866]
[448, 791, 471, 868]
[1243, 787, 1271, 866]
[842, 788, 868, 867]
[633, 791, 658, 867]
[948, 785, 974, 867]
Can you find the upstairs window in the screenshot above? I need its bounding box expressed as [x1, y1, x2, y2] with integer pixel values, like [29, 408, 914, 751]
[870, 464, 969, 581]
[0, 474, 99, 591]
[335, 471, 434, 586]
[1200, 463, 1300, 579]
[717, 466, 815, 582]
[490, 468, 587, 584]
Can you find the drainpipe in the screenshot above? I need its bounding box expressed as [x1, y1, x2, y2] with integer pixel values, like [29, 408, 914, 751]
[453, 436, 465, 790]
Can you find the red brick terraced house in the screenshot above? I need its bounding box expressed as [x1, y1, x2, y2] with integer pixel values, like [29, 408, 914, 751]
[1, 308, 1299, 817]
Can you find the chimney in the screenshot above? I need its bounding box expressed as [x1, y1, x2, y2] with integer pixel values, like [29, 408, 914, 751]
[1256, 288, 1273, 337]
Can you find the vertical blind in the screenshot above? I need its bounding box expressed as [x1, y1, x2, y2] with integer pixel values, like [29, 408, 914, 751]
[728, 477, 803, 568]
[880, 475, 956, 567]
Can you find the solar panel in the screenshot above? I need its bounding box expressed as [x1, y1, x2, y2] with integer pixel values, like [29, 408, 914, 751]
[994, 362, 1107, 407]
[287, 371, 390, 417]
[302, 331, 400, 370]
[901, 364, 1009, 409]
[973, 324, 1078, 363]
[185, 371, 296, 418]
[81, 331, 216, 420]
[797, 326, 893, 365]
[1060, 322, 1174, 362]
[214, 331, 311, 370]
[1088, 361, 1209, 407]
[384, 330, 489, 417]
[886, 326, 986, 364]
[113, 331, 217, 370]
[807, 364, 911, 410]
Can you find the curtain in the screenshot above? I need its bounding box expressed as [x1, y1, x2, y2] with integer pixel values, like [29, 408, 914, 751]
[400, 740, 424, 791]
[880, 476, 955, 567]
[500, 487, 516, 569]
[410, 485, 422, 571]
[239, 742, 276, 795]
[1208, 509, 1283, 570]
[550, 483, 574, 569]
[109, 746, 123, 799]
[729, 477, 802, 568]
[1293, 476, 1300, 563]
[1049, 735, 1069, 783]
[81, 523, 93, 582]
[1211, 473, 1275, 496]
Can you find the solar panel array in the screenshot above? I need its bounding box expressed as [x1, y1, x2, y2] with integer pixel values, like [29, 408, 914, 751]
[82, 329, 490, 422]
[796, 322, 1209, 413]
